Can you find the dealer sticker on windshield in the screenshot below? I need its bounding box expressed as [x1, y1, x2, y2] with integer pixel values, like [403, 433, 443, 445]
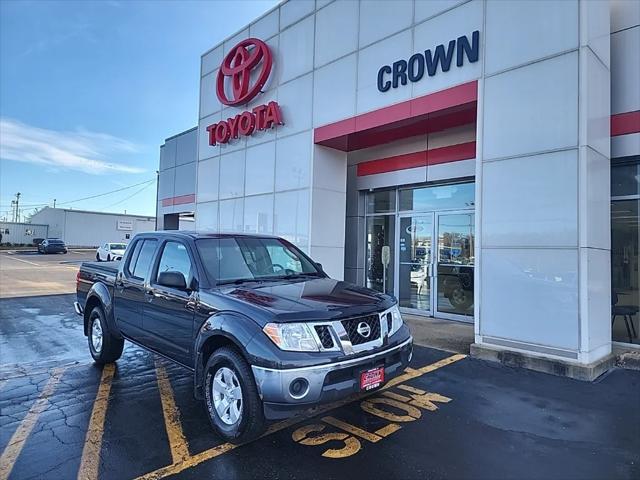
[360, 366, 385, 391]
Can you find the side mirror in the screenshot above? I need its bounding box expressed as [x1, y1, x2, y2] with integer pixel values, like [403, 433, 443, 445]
[158, 271, 187, 290]
[315, 262, 323, 272]
[188, 277, 199, 292]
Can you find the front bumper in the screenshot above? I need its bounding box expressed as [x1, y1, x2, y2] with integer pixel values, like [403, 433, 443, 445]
[252, 337, 413, 420]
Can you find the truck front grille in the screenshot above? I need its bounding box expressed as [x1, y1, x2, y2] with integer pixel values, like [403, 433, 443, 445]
[341, 314, 380, 345]
[314, 325, 334, 349]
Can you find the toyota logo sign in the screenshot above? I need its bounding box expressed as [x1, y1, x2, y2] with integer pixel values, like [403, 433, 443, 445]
[356, 322, 372, 338]
[216, 38, 273, 106]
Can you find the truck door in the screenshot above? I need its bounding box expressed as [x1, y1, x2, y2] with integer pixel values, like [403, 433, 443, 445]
[142, 239, 196, 366]
[114, 238, 158, 340]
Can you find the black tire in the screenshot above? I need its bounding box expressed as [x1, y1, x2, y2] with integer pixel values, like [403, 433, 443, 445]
[107, 254, 111, 262]
[203, 347, 265, 443]
[88, 306, 124, 364]
[96, 253, 101, 261]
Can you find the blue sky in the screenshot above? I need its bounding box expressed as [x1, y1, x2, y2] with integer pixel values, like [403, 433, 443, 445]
[0, 0, 277, 220]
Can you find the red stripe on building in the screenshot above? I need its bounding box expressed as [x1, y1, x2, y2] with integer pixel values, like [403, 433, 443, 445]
[611, 111, 640, 136]
[314, 81, 478, 152]
[162, 194, 196, 207]
[428, 141, 476, 165]
[357, 151, 428, 176]
[356, 141, 477, 177]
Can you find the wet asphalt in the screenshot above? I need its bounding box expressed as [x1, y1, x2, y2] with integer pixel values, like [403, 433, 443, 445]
[0, 271, 639, 479]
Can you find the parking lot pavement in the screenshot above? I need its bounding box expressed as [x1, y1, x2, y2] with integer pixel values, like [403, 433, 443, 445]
[1, 295, 639, 480]
[0, 250, 95, 299]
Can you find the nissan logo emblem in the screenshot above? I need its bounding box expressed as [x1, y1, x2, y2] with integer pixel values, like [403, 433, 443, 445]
[357, 321, 371, 338]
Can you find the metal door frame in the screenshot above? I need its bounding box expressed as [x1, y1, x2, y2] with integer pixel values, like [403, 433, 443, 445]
[433, 209, 475, 323]
[395, 212, 435, 317]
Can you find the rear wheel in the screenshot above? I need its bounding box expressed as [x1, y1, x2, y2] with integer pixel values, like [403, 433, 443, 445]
[88, 306, 124, 364]
[96, 253, 101, 261]
[203, 347, 265, 443]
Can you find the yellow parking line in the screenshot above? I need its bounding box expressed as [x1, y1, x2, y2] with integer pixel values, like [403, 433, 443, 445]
[155, 359, 190, 463]
[135, 353, 466, 480]
[0, 367, 65, 480]
[77, 364, 115, 480]
[321, 416, 382, 443]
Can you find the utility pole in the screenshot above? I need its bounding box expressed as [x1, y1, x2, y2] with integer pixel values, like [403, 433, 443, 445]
[14, 193, 21, 222]
[53, 199, 56, 208]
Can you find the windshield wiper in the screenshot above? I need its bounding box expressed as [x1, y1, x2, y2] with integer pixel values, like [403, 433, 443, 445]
[217, 278, 263, 286]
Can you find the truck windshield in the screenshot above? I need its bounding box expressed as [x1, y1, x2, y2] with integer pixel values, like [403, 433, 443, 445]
[196, 237, 320, 285]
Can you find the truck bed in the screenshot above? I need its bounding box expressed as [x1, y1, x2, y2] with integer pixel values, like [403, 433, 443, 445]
[76, 261, 119, 307]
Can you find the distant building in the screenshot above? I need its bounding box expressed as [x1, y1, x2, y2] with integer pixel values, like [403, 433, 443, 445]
[0, 221, 48, 245]
[29, 207, 155, 247]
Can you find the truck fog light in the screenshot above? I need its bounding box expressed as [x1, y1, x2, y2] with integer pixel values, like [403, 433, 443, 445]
[289, 378, 309, 399]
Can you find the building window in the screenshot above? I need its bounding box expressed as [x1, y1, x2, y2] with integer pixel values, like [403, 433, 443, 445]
[611, 157, 639, 345]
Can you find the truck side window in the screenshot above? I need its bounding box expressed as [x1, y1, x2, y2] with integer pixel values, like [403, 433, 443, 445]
[132, 239, 157, 280]
[124, 240, 143, 277]
[156, 241, 192, 283]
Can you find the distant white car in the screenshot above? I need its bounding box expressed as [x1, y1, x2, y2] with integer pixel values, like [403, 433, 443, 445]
[96, 242, 127, 262]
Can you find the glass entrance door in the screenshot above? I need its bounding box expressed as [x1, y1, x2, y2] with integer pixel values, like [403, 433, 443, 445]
[435, 212, 475, 319]
[397, 214, 434, 314]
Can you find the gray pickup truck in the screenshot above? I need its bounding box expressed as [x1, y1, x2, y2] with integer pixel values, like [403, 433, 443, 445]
[75, 231, 413, 442]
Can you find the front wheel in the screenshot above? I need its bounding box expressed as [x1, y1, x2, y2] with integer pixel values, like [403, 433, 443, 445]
[107, 254, 111, 262]
[203, 347, 265, 443]
[88, 306, 124, 364]
[96, 253, 101, 261]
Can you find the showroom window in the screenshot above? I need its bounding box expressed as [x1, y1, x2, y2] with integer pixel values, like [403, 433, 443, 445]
[611, 157, 639, 345]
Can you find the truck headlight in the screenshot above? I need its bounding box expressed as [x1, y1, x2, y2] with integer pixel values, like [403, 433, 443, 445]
[388, 304, 403, 336]
[263, 323, 319, 352]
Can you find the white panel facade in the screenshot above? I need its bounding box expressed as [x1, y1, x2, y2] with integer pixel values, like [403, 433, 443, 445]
[187, 0, 627, 367]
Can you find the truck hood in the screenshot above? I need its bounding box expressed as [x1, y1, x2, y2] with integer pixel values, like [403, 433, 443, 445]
[213, 277, 394, 323]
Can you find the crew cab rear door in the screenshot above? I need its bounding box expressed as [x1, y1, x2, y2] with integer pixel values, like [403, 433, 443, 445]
[142, 239, 197, 366]
[114, 238, 158, 339]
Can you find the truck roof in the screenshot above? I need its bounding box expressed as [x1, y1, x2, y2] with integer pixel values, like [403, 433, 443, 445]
[150, 231, 282, 240]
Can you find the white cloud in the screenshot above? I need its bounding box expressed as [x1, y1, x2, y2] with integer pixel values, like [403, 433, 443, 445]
[0, 118, 145, 175]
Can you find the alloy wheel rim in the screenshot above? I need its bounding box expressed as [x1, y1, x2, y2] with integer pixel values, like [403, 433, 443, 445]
[212, 367, 243, 425]
[91, 318, 103, 353]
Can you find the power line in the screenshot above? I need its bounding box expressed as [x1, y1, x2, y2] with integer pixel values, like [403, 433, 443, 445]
[0, 178, 156, 209]
[103, 180, 155, 209]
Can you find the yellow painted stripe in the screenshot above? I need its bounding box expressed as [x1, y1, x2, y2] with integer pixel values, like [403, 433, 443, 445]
[155, 360, 190, 463]
[77, 363, 115, 480]
[321, 416, 382, 443]
[135, 353, 466, 480]
[374, 423, 402, 438]
[0, 368, 65, 480]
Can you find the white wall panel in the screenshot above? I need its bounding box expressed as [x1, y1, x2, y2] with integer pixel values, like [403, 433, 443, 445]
[250, 7, 279, 40]
[274, 189, 310, 249]
[483, 52, 579, 160]
[611, 132, 640, 158]
[218, 198, 244, 232]
[581, 0, 610, 67]
[277, 73, 313, 136]
[245, 141, 276, 195]
[581, 247, 611, 353]
[359, 0, 412, 47]
[176, 129, 197, 166]
[580, 147, 610, 250]
[314, 0, 359, 67]
[415, 0, 466, 23]
[174, 162, 196, 196]
[197, 158, 219, 203]
[482, 150, 578, 248]
[158, 168, 175, 200]
[582, 48, 611, 158]
[412, 0, 483, 98]
[481, 248, 579, 351]
[611, 0, 640, 33]
[310, 246, 345, 280]
[275, 130, 312, 191]
[313, 54, 357, 126]
[279, 15, 315, 83]
[223, 28, 249, 57]
[201, 46, 223, 77]
[200, 70, 221, 119]
[611, 27, 640, 114]
[219, 150, 245, 199]
[485, 0, 578, 75]
[313, 145, 347, 192]
[244, 194, 274, 233]
[195, 201, 218, 231]
[427, 158, 475, 182]
[310, 188, 347, 248]
[357, 30, 412, 113]
[198, 112, 221, 161]
[280, 0, 314, 29]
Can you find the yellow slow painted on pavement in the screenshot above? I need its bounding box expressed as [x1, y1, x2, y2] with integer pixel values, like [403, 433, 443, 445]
[77, 363, 115, 480]
[155, 359, 190, 463]
[0, 367, 66, 480]
[135, 353, 466, 480]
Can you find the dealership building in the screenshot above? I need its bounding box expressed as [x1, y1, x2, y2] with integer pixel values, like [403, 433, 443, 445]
[157, 0, 640, 377]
